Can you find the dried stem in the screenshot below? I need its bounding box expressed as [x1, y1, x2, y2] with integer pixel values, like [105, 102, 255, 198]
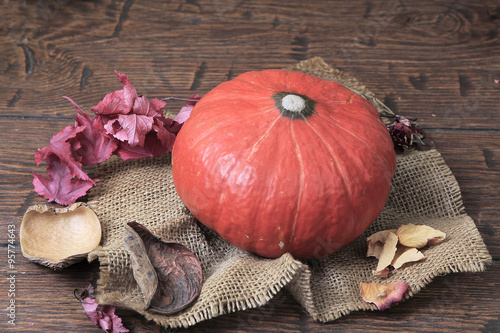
[162, 97, 200, 103]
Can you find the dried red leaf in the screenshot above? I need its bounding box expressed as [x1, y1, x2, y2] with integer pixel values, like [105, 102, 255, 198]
[91, 71, 137, 116]
[65, 97, 118, 165]
[114, 132, 172, 161]
[111, 113, 154, 146]
[79, 284, 129, 333]
[34, 124, 90, 181]
[133, 95, 165, 118]
[153, 117, 176, 148]
[32, 155, 96, 205]
[91, 72, 167, 148]
[33, 70, 198, 205]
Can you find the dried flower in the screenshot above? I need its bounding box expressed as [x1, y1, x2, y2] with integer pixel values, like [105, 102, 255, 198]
[387, 116, 425, 151]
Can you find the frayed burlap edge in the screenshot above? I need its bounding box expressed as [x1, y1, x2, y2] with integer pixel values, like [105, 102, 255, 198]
[91, 247, 311, 328]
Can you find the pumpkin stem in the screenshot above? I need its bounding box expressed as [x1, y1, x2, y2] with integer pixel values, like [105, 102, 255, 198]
[282, 94, 306, 113]
[273, 92, 316, 120]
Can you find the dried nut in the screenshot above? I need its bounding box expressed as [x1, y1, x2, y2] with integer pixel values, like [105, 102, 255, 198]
[20, 203, 101, 270]
[396, 224, 446, 248]
[360, 281, 409, 310]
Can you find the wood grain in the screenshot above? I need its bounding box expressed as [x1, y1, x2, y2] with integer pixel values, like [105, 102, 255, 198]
[0, 0, 499, 332]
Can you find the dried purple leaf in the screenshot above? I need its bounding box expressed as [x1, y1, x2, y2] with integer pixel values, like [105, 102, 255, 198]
[78, 284, 129, 333]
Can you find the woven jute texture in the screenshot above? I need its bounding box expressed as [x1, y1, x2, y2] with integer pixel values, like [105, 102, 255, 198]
[87, 58, 492, 328]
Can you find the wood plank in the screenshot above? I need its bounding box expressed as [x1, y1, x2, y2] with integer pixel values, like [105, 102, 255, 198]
[1, 0, 500, 129]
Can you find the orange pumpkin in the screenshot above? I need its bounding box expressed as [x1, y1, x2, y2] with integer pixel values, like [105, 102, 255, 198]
[172, 69, 396, 259]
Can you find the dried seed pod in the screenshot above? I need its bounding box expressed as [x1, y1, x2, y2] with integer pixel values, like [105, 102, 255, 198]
[20, 203, 101, 270]
[124, 222, 203, 315]
[123, 224, 158, 309]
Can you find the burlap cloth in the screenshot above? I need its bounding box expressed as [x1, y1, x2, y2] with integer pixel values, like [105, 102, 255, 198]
[87, 58, 492, 328]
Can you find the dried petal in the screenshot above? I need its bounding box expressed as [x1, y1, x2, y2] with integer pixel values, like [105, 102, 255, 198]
[373, 232, 398, 276]
[396, 224, 446, 248]
[360, 281, 409, 310]
[366, 229, 397, 258]
[391, 246, 425, 269]
[373, 267, 390, 278]
[124, 222, 203, 314]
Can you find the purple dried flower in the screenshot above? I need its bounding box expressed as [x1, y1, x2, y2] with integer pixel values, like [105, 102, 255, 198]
[388, 117, 425, 151]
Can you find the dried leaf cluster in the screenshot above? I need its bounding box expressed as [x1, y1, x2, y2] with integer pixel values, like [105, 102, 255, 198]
[360, 224, 446, 310]
[367, 223, 446, 277]
[33, 71, 199, 205]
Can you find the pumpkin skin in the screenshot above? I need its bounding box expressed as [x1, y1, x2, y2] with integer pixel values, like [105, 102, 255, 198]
[172, 69, 396, 259]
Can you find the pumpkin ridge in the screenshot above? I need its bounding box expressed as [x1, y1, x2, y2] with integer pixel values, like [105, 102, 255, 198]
[315, 112, 394, 173]
[188, 106, 278, 150]
[301, 117, 356, 238]
[245, 111, 282, 163]
[288, 120, 306, 253]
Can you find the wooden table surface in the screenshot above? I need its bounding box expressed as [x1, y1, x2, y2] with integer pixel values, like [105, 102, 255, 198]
[1, 0, 499, 332]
